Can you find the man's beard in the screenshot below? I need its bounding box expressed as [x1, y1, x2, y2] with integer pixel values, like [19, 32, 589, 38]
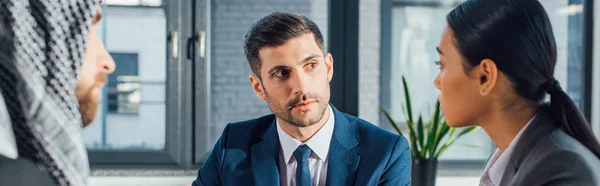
[78, 88, 99, 127]
[76, 73, 105, 127]
[264, 85, 330, 128]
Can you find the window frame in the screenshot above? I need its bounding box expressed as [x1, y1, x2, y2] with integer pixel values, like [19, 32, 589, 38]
[582, 0, 594, 122]
[88, 1, 195, 169]
[193, 0, 211, 165]
[328, 0, 360, 116]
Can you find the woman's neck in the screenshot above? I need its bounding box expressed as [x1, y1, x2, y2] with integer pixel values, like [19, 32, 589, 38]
[480, 103, 538, 152]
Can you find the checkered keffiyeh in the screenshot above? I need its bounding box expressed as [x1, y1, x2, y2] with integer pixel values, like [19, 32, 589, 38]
[0, 0, 97, 185]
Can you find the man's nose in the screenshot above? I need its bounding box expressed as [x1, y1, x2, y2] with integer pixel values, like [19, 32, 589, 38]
[290, 72, 310, 96]
[97, 41, 115, 74]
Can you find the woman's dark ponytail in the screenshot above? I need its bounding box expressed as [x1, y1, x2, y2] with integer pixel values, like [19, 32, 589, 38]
[543, 79, 600, 159]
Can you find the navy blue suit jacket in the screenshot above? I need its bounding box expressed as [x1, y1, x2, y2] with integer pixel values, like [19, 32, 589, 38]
[192, 106, 411, 186]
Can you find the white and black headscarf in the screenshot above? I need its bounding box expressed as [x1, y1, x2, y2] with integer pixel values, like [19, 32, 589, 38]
[0, 0, 97, 185]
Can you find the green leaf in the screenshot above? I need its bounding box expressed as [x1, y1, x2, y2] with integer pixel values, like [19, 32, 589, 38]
[417, 115, 425, 157]
[405, 120, 418, 145]
[405, 119, 421, 157]
[434, 127, 457, 158]
[432, 101, 441, 129]
[381, 108, 403, 136]
[434, 126, 480, 157]
[407, 121, 420, 158]
[428, 101, 441, 157]
[435, 142, 453, 157]
[432, 121, 449, 156]
[402, 76, 414, 123]
[400, 104, 407, 120]
[447, 127, 457, 141]
[425, 113, 435, 158]
[457, 126, 479, 138]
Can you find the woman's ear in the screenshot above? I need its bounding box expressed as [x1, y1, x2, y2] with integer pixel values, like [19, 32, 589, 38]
[477, 58, 498, 96]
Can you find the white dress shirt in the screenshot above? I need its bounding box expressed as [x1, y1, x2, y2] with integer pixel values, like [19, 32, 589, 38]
[481, 114, 537, 186]
[276, 105, 335, 186]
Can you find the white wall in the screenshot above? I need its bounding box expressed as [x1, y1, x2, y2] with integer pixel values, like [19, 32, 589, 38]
[358, 0, 382, 125]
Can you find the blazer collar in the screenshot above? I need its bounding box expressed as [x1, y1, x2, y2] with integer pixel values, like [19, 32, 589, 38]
[251, 119, 281, 186]
[326, 104, 361, 186]
[500, 105, 559, 185]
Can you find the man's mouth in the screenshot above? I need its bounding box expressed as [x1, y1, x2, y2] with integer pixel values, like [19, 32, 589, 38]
[290, 100, 317, 110]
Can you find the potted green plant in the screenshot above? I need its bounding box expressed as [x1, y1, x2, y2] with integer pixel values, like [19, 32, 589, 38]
[381, 76, 478, 186]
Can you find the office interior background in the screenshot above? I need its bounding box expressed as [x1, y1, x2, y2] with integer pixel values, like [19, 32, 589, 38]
[83, 0, 600, 185]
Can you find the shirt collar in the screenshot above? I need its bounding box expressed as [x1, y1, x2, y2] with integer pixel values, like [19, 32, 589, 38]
[487, 113, 538, 185]
[276, 105, 335, 164]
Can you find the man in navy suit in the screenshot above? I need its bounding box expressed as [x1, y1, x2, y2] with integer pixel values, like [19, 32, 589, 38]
[192, 12, 411, 186]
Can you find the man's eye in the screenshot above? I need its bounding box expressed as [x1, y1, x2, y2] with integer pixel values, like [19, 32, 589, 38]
[306, 62, 317, 70]
[274, 70, 290, 79]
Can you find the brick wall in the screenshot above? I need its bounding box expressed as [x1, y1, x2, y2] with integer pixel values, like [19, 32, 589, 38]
[358, 0, 381, 125]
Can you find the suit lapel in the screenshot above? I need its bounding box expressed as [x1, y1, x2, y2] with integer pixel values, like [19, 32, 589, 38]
[499, 105, 559, 186]
[326, 105, 361, 186]
[251, 119, 281, 186]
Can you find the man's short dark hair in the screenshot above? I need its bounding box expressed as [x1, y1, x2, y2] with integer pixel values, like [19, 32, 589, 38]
[244, 12, 325, 78]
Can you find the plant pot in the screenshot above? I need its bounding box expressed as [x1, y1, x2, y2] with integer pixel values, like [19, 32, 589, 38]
[411, 158, 438, 186]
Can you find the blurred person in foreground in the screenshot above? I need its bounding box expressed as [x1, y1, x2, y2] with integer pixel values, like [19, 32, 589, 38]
[0, 0, 115, 185]
[434, 0, 600, 185]
[192, 12, 411, 186]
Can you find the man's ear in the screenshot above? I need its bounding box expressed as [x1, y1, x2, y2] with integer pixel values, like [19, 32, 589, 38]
[325, 53, 333, 82]
[249, 74, 266, 100]
[476, 58, 498, 96]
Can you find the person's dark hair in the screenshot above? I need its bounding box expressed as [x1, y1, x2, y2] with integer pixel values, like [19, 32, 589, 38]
[447, 0, 600, 158]
[244, 12, 324, 78]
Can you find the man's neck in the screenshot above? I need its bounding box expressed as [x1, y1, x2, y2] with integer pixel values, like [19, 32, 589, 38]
[278, 106, 331, 142]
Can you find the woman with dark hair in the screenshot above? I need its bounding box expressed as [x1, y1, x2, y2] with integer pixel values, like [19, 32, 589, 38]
[434, 0, 600, 185]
